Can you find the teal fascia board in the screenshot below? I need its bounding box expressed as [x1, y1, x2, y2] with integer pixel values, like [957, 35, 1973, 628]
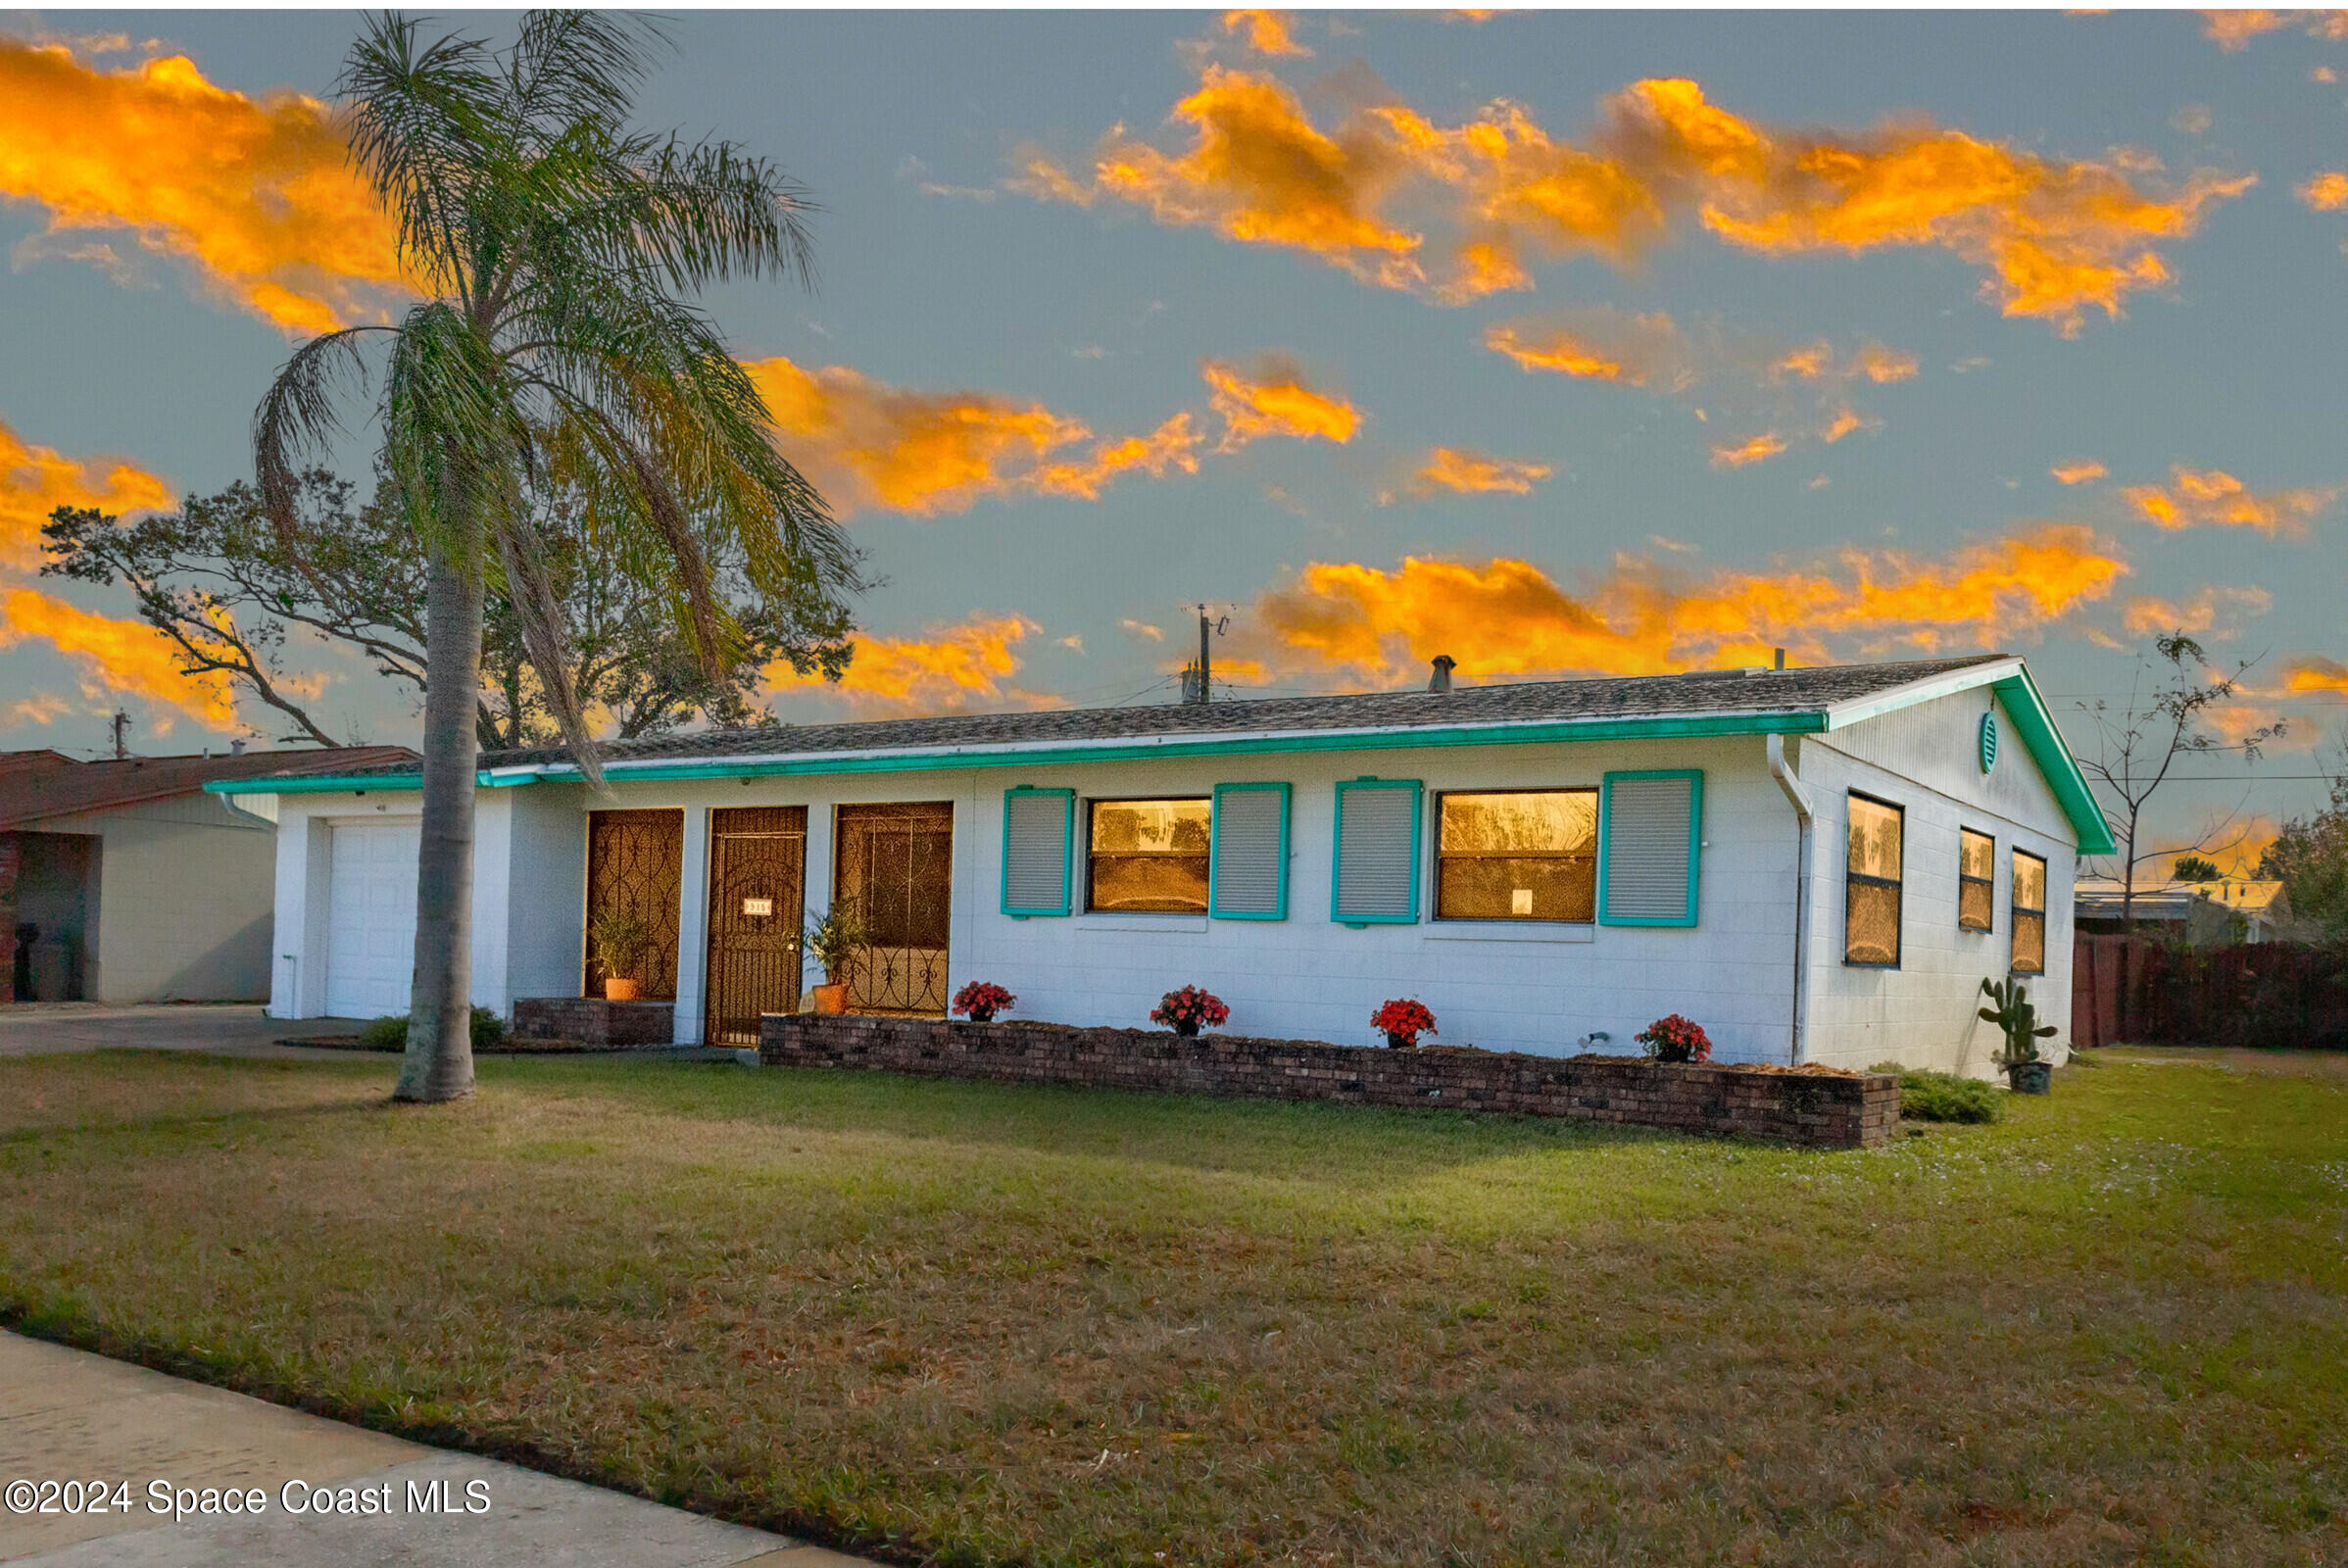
[1207, 780, 1291, 920]
[1987, 670, 2116, 856]
[1596, 768, 1704, 927]
[1000, 786, 1075, 917]
[1330, 776, 1422, 925]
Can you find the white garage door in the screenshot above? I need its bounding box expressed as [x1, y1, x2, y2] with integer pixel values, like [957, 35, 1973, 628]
[326, 822, 419, 1019]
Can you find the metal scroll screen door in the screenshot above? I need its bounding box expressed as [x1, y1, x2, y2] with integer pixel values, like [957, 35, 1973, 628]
[584, 808, 683, 999]
[705, 806, 807, 1045]
[833, 802, 954, 1015]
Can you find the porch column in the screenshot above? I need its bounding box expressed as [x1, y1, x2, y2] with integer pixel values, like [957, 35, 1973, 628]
[671, 805, 710, 1045]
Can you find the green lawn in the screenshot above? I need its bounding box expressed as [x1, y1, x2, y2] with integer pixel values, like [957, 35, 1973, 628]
[2, 1048, 2342, 1566]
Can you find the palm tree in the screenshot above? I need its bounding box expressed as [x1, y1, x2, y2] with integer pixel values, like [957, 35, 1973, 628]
[256, 13, 858, 1102]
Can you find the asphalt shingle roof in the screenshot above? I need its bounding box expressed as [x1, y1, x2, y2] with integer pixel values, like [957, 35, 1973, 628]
[0, 746, 418, 828]
[257, 655, 2009, 783]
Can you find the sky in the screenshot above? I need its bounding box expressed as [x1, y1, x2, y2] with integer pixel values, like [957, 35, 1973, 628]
[1, 7, 2344, 874]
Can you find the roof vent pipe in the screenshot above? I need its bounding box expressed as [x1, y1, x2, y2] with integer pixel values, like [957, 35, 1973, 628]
[1428, 655, 1456, 693]
[230, 739, 247, 756]
[1773, 647, 1785, 670]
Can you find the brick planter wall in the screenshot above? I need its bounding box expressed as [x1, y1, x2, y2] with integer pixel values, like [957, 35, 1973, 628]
[512, 997, 675, 1048]
[759, 1015, 1898, 1149]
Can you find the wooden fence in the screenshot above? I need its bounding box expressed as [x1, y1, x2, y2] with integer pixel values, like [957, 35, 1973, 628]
[2072, 935, 2348, 1049]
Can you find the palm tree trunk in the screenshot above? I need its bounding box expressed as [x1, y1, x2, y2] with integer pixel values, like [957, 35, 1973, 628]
[395, 521, 486, 1103]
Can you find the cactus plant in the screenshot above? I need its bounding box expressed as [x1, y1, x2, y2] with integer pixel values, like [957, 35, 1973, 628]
[1979, 976, 2058, 1067]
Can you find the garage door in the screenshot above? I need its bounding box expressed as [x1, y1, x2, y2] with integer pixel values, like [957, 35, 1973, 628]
[326, 822, 419, 1018]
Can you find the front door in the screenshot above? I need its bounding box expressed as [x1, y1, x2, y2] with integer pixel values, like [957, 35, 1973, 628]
[704, 807, 807, 1046]
[832, 802, 954, 1015]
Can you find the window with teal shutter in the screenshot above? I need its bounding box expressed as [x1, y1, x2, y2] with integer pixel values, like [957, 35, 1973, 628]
[1001, 787, 1074, 916]
[1331, 778, 1421, 924]
[1209, 782, 1290, 919]
[1597, 769, 1703, 927]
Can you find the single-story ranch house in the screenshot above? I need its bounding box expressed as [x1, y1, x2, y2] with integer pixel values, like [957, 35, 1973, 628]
[217, 654, 2110, 1074]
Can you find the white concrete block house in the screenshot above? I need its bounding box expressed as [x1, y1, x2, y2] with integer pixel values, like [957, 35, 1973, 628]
[217, 654, 2114, 1076]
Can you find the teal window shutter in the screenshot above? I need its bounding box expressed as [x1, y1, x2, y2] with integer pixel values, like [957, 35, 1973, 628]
[1598, 770, 1702, 927]
[1209, 782, 1290, 919]
[1001, 787, 1074, 916]
[1331, 778, 1422, 924]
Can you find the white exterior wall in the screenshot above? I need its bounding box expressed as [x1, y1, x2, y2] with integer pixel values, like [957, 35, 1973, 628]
[33, 794, 276, 1002]
[1793, 688, 2079, 1075]
[255, 688, 2086, 1062]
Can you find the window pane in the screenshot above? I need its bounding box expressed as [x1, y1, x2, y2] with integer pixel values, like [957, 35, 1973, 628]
[2014, 851, 2046, 911]
[1848, 797, 1903, 879]
[1437, 853, 1596, 922]
[1846, 880, 1901, 965]
[1088, 799, 1208, 913]
[1089, 856, 1208, 913]
[1091, 800, 1209, 856]
[1440, 792, 1595, 854]
[1960, 829, 1993, 881]
[2013, 909, 2045, 973]
[1959, 878, 1993, 932]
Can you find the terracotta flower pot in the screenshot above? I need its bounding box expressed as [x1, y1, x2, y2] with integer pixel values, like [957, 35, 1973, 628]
[604, 976, 641, 1002]
[810, 982, 849, 1015]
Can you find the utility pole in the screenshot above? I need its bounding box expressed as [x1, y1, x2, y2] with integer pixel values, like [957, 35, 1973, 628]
[1180, 605, 1228, 705]
[108, 710, 129, 760]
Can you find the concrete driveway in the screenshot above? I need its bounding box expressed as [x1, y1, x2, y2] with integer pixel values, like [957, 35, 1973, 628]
[0, 1005, 360, 1060]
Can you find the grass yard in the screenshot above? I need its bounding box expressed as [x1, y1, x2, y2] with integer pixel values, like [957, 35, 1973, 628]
[2, 1048, 2343, 1567]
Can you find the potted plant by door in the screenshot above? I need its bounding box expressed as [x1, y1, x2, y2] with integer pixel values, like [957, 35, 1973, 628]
[804, 905, 866, 1015]
[1980, 977, 2058, 1094]
[588, 908, 657, 1002]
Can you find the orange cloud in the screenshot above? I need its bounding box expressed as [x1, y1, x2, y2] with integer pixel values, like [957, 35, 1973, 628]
[1220, 10, 1311, 57]
[2051, 459, 2108, 485]
[1484, 312, 1689, 385]
[1, 419, 172, 569]
[1239, 524, 2128, 687]
[1019, 66, 1424, 288]
[1411, 447, 1552, 496]
[0, 585, 235, 729]
[1711, 432, 1786, 467]
[768, 613, 1057, 717]
[1201, 357, 1359, 450]
[742, 356, 1197, 516]
[2121, 585, 2274, 637]
[2282, 656, 2348, 696]
[1850, 343, 1920, 383]
[1821, 408, 1878, 444]
[2119, 466, 2336, 536]
[2298, 171, 2348, 211]
[0, 39, 406, 331]
[2200, 10, 2348, 49]
[1022, 67, 2250, 328]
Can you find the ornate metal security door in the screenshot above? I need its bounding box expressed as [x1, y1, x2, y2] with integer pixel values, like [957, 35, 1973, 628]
[833, 802, 953, 1016]
[704, 807, 807, 1046]
[584, 809, 683, 999]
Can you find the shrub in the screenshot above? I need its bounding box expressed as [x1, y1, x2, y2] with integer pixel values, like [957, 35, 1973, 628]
[1868, 1061, 2002, 1124]
[1636, 1013, 1712, 1063]
[952, 981, 1016, 1022]
[358, 1007, 507, 1053]
[1150, 985, 1230, 1035]
[1370, 999, 1438, 1047]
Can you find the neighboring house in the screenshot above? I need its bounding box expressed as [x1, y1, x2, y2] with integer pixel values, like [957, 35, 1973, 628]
[2, 746, 416, 1003]
[2076, 875, 2296, 945]
[221, 655, 2111, 1075]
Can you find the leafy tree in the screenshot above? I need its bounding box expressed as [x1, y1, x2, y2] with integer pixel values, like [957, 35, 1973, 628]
[2171, 855, 2223, 883]
[2072, 633, 2284, 934]
[255, 12, 856, 1102]
[44, 467, 853, 749]
[2257, 735, 2348, 938]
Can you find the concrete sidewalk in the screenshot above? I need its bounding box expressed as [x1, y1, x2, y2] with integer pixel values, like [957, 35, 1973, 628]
[0, 1334, 873, 1566]
[0, 1005, 360, 1061]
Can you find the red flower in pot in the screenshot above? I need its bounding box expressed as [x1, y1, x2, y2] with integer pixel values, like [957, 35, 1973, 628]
[952, 981, 1016, 1023]
[1636, 1013, 1712, 1064]
[1370, 999, 1438, 1049]
[1150, 985, 1230, 1038]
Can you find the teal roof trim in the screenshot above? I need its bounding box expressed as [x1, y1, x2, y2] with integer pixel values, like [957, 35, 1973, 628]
[1988, 669, 2117, 856]
[204, 770, 526, 796]
[205, 709, 1833, 799]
